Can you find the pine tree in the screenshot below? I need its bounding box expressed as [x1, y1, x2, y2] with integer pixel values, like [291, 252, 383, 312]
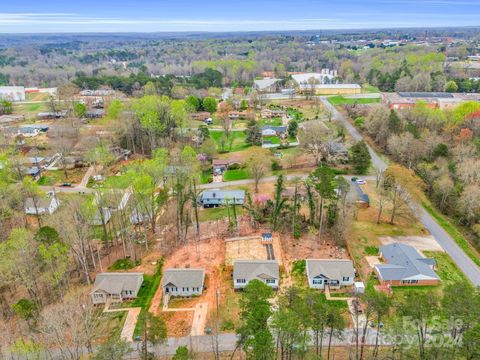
[349, 141, 371, 175]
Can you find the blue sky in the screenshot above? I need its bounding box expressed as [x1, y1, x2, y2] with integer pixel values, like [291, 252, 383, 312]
[0, 0, 479, 33]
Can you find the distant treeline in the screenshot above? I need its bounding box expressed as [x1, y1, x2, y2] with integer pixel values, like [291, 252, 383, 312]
[72, 68, 223, 95]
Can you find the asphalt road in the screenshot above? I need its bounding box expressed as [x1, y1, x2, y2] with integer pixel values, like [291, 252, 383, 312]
[319, 96, 480, 286]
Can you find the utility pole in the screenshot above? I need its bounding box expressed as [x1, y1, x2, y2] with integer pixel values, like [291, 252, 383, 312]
[215, 288, 220, 360]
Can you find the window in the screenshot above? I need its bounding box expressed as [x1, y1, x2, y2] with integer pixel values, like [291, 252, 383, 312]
[313, 279, 323, 285]
[403, 280, 418, 284]
[266, 279, 275, 284]
[342, 277, 349, 282]
[237, 279, 246, 284]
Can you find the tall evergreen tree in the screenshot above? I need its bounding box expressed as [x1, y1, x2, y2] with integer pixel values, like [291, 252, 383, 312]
[349, 141, 371, 175]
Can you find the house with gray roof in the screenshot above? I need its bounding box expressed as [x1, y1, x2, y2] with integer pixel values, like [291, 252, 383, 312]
[306, 259, 355, 290]
[162, 268, 205, 297]
[90, 272, 144, 304]
[233, 260, 279, 289]
[199, 189, 245, 208]
[25, 196, 60, 215]
[374, 243, 440, 286]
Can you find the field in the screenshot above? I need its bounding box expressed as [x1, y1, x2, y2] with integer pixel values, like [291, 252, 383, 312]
[210, 130, 251, 153]
[328, 95, 380, 106]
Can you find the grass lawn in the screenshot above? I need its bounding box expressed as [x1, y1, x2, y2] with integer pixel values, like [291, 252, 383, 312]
[95, 311, 127, 342]
[223, 168, 249, 181]
[198, 206, 246, 222]
[262, 135, 281, 144]
[258, 117, 284, 127]
[132, 259, 164, 337]
[362, 84, 381, 93]
[422, 202, 480, 268]
[201, 169, 212, 184]
[37, 168, 86, 186]
[328, 96, 380, 106]
[423, 251, 470, 285]
[210, 130, 251, 153]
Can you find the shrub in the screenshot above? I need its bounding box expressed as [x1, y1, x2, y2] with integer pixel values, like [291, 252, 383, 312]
[291, 260, 306, 275]
[364, 246, 379, 256]
[271, 159, 282, 171]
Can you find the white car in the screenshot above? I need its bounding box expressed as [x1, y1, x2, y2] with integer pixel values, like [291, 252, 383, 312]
[356, 179, 366, 185]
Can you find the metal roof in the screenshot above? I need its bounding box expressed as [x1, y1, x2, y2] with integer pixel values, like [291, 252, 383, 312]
[398, 92, 454, 99]
[91, 272, 144, 295]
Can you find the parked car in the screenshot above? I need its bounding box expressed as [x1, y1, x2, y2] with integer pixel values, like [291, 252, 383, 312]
[356, 179, 366, 185]
[61, 182, 72, 187]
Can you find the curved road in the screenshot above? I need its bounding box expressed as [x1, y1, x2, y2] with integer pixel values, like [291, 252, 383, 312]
[320, 96, 480, 286]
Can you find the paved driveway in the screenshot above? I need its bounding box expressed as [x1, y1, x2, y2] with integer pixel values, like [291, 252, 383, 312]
[320, 96, 480, 286]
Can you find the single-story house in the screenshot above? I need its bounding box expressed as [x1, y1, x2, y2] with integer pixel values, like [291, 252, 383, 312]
[0, 114, 24, 128]
[260, 108, 286, 119]
[261, 125, 287, 137]
[90, 272, 144, 304]
[85, 109, 105, 118]
[374, 243, 440, 286]
[162, 268, 205, 297]
[23, 167, 41, 179]
[306, 259, 355, 289]
[233, 260, 279, 289]
[199, 189, 246, 208]
[346, 182, 370, 207]
[23, 156, 47, 168]
[37, 110, 68, 120]
[212, 158, 241, 174]
[253, 78, 282, 93]
[25, 196, 60, 215]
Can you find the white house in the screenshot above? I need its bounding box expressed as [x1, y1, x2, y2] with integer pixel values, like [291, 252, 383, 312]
[90, 272, 144, 305]
[25, 196, 60, 215]
[306, 259, 355, 290]
[162, 268, 205, 297]
[233, 260, 279, 290]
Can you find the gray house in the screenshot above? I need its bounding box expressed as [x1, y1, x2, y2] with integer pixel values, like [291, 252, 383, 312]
[162, 268, 205, 296]
[199, 189, 245, 208]
[375, 243, 440, 286]
[233, 260, 279, 289]
[90, 272, 144, 305]
[306, 259, 355, 290]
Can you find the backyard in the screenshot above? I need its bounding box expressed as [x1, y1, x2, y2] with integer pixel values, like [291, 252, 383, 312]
[210, 130, 251, 153]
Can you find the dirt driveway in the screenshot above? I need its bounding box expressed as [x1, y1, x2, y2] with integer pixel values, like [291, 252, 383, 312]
[379, 235, 444, 252]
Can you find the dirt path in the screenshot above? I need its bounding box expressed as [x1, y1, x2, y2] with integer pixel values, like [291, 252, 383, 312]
[190, 303, 209, 336]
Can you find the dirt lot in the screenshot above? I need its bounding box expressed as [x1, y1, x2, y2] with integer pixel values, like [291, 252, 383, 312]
[225, 234, 283, 266]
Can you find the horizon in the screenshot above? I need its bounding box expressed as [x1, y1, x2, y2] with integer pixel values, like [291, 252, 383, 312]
[1, 0, 480, 33]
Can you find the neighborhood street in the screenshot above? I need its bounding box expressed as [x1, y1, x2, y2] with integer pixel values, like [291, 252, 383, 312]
[319, 96, 480, 286]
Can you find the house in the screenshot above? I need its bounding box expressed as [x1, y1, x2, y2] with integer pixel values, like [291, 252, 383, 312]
[25, 196, 60, 215]
[374, 243, 440, 286]
[90, 272, 144, 304]
[346, 181, 370, 207]
[260, 108, 287, 119]
[298, 84, 361, 95]
[212, 158, 241, 174]
[0, 114, 24, 128]
[130, 211, 151, 225]
[261, 125, 287, 137]
[199, 189, 245, 208]
[23, 167, 41, 179]
[23, 156, 47, 168]
[162, 268, 205, 297]
[253, 78, 282, 93]
[306, 259, 355, 290]
[327, 141, 349, 161]
[90, 208, 112, 226]
[228, 111, 252, 120]
[233, 260, 279, 289]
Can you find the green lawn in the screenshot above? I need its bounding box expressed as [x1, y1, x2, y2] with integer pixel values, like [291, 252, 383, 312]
[422, 202, 480, 268]
[328, 96, 380, 106]
[258, 117, 284, 127]
[133, 259, 164, 337]
[210, 130, 251, 153]
[423, 251, 470, 285]
[198, 206, 246, 222]
[263, 136, 281, 144]
[200, 169, 212, 184]
[223, 168, 249, 181]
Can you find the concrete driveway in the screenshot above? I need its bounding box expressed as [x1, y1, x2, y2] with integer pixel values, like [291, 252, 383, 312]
[380, 235, 444, 252]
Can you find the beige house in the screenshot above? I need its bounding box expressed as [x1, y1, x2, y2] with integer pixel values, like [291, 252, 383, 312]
[90, 272, 144, 304]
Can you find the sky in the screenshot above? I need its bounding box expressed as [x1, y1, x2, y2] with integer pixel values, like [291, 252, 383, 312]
[0, 0, 479, 33]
